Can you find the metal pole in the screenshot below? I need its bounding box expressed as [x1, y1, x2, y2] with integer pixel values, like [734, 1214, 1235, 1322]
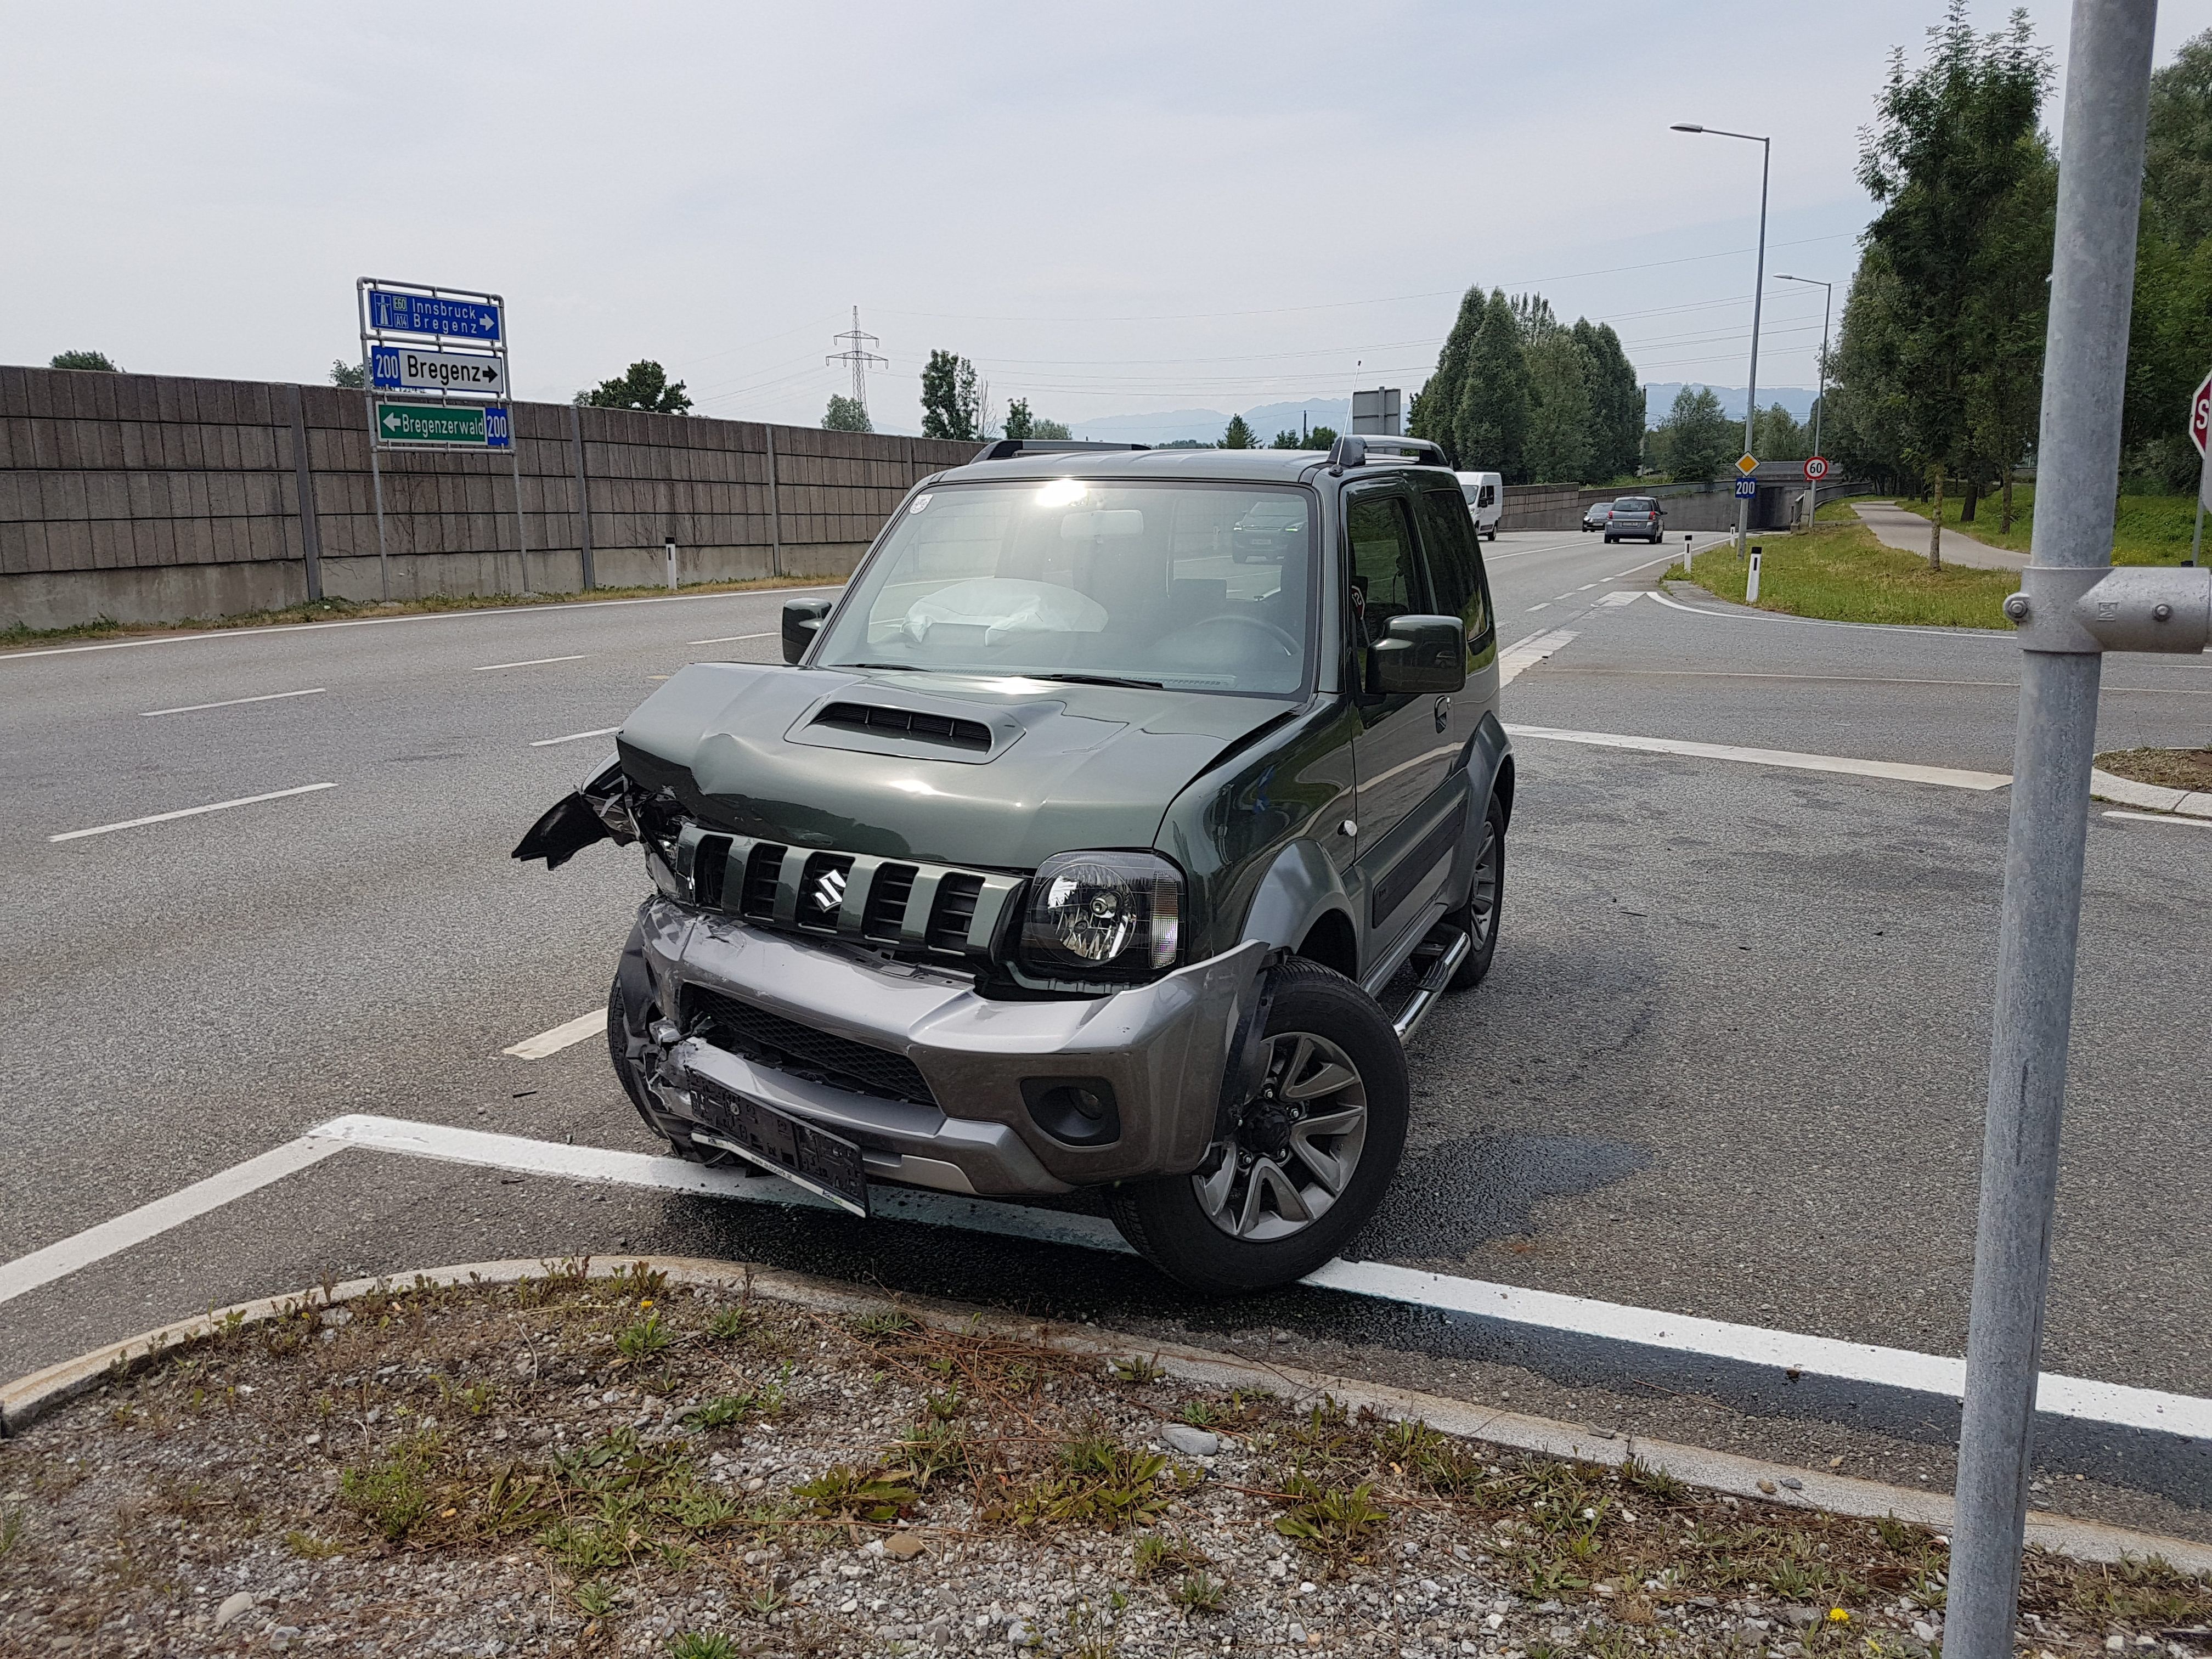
[1946, 5, 2154, 1656]
[1737, 138, 1770, 561]
[364, 389, 390, 602]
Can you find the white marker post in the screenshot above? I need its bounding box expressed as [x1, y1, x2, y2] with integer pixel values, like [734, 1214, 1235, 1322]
[1745, 545, 1763, 605]
[664, 537, 679, 592]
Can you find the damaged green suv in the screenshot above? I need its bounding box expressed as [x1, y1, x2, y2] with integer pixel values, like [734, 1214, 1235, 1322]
[518, 435, 1511, 1293]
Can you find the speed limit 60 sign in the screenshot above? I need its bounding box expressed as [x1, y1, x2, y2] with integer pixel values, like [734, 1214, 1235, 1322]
[1804, 455, 1830, 481]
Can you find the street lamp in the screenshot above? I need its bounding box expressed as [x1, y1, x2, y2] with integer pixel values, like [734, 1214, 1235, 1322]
[1673, 123, 1771, 561]
[1776, 273, 1832, 524]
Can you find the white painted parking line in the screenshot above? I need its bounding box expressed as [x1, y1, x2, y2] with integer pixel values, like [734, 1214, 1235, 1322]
[48, 781, 338, 843]
[0, 587, 850, 664]
[474, 654, 589, 672]
[503, 1010, 606, 1058]
[1505, 724, 2012, 791]
[141, 687, 325, 717]
[0, 1136, 345, 1306]
[10, 1111, 2206, 1441]
[2104, 809, 2212, 830]
[1496, 629, 1578, 687]
[529, 726, 624, 749]
[689, 630, 777, 646]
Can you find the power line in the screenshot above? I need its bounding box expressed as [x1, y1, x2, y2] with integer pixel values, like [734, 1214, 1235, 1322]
[826, 306, 887, 416]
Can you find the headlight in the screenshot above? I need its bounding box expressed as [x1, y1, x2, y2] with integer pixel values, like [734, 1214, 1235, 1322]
[1018, 851, 1182, 982]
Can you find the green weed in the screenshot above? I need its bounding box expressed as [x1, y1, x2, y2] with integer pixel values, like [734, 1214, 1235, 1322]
[338, 1434, 439, 1541]
[1272, 1476, 1389, 1556]
[616, 1310, 675, 1362]
[792, 1464, 919, 1525]
[1171, 1571, 1227, 1615]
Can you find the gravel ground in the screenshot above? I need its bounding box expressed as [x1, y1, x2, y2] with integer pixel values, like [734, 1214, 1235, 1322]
[3, 1267, 2207, 1658]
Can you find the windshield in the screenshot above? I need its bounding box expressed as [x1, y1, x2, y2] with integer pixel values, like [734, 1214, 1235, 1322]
[812, 479, 1314, 695]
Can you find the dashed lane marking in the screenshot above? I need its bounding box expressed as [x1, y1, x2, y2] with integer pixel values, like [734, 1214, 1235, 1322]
[529, 726, 624, 749]
[1504, 725, 2012, 791]
[1496, 629, 1578, 687]
[7, 1111, 2207, 1441]
[503, 1011, 607, 1058]
[474, 654, 589, 672]
[48, 781, 338, 843]
[141, 687, 325, 717]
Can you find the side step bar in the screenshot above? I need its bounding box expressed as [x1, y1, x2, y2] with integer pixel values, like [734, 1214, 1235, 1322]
[1392, 927, 1470, 1043]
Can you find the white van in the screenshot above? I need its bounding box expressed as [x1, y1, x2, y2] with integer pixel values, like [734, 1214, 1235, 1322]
[1454, 471, 1503, 541]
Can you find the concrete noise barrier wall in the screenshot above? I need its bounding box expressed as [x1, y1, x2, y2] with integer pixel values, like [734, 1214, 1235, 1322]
[0, 365, 978, 631]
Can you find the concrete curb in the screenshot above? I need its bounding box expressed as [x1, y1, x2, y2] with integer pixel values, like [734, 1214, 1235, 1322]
[2091, 767, 2212, 819]
[5, 1254, 2208, 1575]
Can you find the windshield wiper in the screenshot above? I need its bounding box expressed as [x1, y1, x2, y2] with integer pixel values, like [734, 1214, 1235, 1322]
[1011, 672, 1170, 690]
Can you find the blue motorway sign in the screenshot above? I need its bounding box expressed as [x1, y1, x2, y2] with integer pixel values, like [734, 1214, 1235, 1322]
[365, 287, 503, 343]
[1734, 478, 1758, 500]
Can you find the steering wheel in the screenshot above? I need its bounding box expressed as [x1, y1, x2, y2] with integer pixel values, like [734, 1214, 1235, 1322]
[1172, 613, 1301, 657]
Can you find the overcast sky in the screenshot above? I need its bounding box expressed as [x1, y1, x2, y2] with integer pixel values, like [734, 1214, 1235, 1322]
[5, 2, 2208, 437]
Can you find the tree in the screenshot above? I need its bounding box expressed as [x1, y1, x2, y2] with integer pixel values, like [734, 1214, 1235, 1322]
[1031, 415, 1071, 440]
[822, 394, 872, 432]
[1522, 326, 1593, 483]
[1655, 386, 1735, 482]
[1269, 430, 1303, 449]
[1453, 289, 1530, 481]
[919, 349, 981, 441]
[1751, 403, 1810, 462]
[1220, 414, 1257, 449]
[2144, 27, 2212, 247]
[1305, 425, 1339, 450]
[1572, 320, 1644, 482]
[1409, 286, 1489, 467]
[49, 350, 120, 371]
[1002, 398, 1034, 440]
[328, 359, 365, 389]
[584, 361, 692, 414]
[2123, 29, 2212, 492]
[1854, 0, 2052, 566]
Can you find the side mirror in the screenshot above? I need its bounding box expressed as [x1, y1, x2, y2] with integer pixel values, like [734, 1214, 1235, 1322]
[782, 598, 832, 663]
[1373, 614, 1466, 696]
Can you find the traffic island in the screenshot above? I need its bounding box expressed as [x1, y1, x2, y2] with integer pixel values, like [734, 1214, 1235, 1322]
[2093, 748, 2212, 819]
[4, 1261, 2209, 1657]
[1665, 521, 2021, 629]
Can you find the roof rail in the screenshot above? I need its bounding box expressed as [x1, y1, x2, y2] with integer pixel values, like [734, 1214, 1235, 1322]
[969, 439, 1152, 462]
[1325, 433, 1448, 472]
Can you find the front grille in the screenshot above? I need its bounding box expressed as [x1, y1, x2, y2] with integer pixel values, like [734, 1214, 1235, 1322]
[675, 824, 1023, 962]
[815, 701, 992, 752]
[688, 985, 936, 1108]
[928, 873, 985, 952]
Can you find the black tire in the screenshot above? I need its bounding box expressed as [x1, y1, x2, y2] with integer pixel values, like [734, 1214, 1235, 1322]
[1444, 791, 1506, 991]
[1108, 960, 1408, 1295]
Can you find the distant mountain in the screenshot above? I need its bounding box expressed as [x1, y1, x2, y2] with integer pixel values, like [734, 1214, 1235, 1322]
[1070, 398, 1350, 445]
[1642, 383, 1819, 428]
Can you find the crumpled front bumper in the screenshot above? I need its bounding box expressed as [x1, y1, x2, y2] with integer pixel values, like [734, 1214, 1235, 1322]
[623, 896, 1268, 1198]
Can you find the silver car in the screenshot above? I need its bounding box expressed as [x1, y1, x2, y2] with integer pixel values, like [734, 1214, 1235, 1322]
[1603, 496, 1665, 544]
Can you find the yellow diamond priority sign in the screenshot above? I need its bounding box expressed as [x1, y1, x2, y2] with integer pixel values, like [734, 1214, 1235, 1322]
[1736, 453, 1759, 476]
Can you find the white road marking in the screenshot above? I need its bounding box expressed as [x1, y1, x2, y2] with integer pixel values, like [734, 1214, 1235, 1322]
[1609, 551, 1683, 578]
[10, 1110, 2207, 1441]
[2104, 809, 2212, 830]
[1645, 587, 2012, 641]
[141, 687, 325, 717]
[529, 726, 624, 749]
[504, 1011, 606, 1058]
[1577, 583, 1599, 591]
[1496, 629, 1578, 687]
[689, 630, 777, 646]
[1, 586, 849, 664]
[48, 781, 338, 843]
[1505, 724, 2012, 791]
[1595, 591, 1641, 607]
[475, 654, 589, 672]
[1526, 602, 1550, 611]
[0, 1136, 345, 1306]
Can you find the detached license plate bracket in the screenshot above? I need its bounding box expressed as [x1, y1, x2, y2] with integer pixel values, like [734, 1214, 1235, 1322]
[689, 1075, 870, 1217]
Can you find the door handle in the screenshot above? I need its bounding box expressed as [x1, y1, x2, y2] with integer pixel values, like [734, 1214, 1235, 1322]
[1434, 696, 1452, 733]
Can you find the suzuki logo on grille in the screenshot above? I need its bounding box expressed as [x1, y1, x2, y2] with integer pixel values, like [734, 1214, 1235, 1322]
[811, 867, 848, 913]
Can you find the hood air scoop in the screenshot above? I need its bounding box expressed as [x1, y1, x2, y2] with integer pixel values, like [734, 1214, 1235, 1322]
[815, 701, 992, 752]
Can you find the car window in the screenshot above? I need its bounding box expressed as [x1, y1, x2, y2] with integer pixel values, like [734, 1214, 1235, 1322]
[1415, 488, 1493, 650]
[1612, 497, 1656, 512]
[1346, 493, 1430, 644]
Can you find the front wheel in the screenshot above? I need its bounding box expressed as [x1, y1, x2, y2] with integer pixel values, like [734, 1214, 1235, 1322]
[1108, 960, 1408, 1295]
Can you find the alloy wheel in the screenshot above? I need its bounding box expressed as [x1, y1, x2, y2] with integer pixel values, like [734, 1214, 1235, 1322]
[1193, 1031, 1369, 1242]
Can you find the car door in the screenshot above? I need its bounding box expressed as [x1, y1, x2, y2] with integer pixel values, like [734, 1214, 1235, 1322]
[1413, 482, 1499, 754]
[1344, 485, 1462, 955]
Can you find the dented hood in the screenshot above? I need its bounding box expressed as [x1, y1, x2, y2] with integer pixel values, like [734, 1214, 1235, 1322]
[617, 662, 1295, 871]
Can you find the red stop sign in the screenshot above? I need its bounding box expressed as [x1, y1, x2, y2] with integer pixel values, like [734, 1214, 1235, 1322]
[2193, 371, 2212, 458]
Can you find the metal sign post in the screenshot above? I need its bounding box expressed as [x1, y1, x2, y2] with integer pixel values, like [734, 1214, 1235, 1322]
[357, 279, 521, 594]
[1944, 5, 2207, 1656]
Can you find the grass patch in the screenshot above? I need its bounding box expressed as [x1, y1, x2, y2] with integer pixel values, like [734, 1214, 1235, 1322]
[1890, 484, 2202, 565]
[1668, 519, 2018, 629]
[997, 1434, 1172, 1531]
[2096, 746, 2212, 792]
[0, 573, 839, 653]
[338, 1432, 439, 1542]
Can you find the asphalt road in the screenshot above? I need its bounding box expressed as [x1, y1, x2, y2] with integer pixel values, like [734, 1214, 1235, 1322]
[5, 532, 2209, 1533]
